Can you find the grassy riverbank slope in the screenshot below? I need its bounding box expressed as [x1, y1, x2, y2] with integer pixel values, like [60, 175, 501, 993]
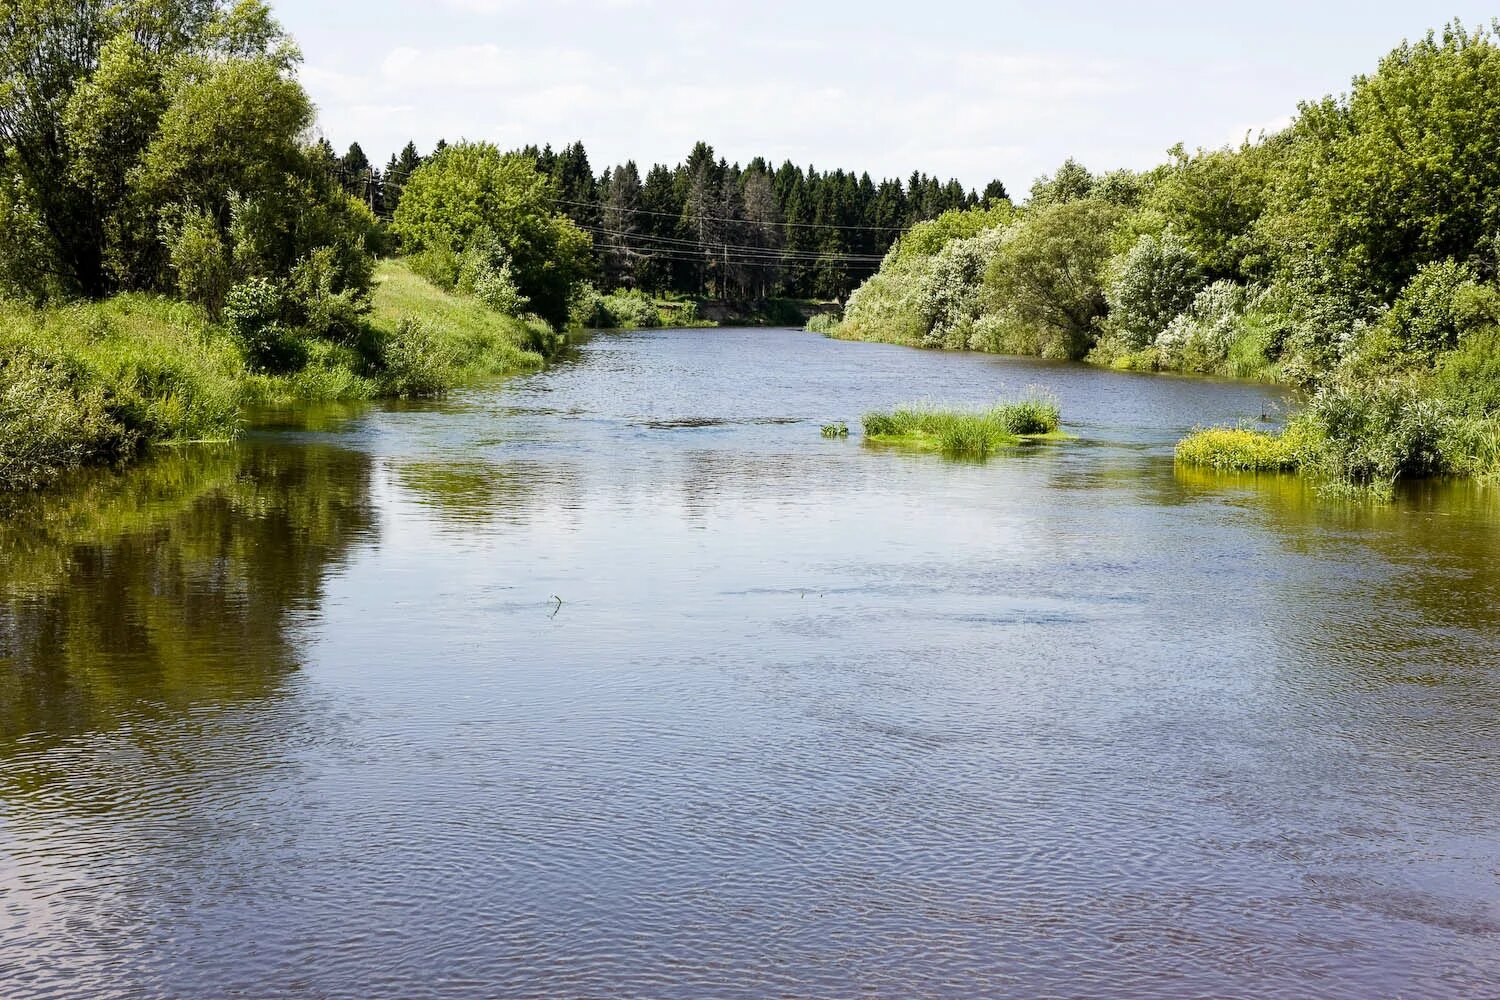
[0, 261, 549, 492]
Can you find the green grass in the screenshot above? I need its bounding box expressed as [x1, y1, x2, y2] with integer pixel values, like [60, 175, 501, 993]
[369, 260, 550, 379]
[0, 261, 558, 491]
[1174, 426, 1301, 471]
[0, 295, 244, 491]
[861, 397, 1064, 459]
[241, 260, 552, 407]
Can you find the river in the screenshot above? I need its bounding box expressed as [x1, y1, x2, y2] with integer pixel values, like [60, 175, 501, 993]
[1, 327, 1496, 998]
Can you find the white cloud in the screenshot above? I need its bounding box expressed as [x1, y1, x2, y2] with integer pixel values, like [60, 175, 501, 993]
[280, 0, 1471, 190]
[1222, 113, 1296, 147]
[304, 34, 1148, 189]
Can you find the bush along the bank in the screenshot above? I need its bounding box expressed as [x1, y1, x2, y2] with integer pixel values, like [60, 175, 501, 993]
[836, 21, 1500, 493]
[570, 286, 669, 329]
[862, 396, 1064, 459]
[806, 312, 841, 335]
[1176, 368, 1500, 495]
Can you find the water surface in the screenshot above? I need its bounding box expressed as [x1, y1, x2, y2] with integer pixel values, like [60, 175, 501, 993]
[2, 328, 1496, 998]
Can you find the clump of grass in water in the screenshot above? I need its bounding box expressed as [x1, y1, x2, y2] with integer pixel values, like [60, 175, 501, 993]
[861, 394, 1062, 459]
[1175, 426, 1300, 472]
[821, 421, 849, 438]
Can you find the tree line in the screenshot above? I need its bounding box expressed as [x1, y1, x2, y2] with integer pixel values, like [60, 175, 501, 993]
[323, 136, 1007, 302]
[833, 20, 1500, 491]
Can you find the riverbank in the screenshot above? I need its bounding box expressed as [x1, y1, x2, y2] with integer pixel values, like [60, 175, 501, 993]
[572, 286, 837, 330]
[0, 260, 551, 492]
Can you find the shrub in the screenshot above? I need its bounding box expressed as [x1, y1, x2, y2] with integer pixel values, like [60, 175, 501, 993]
[376, 318, 455, 398]
[456, 233, 529, 316]
[570, 285, 664, 329]
[1293, 375, 1451, 486]
[1433, 325, 1500, 415]
[289, 246, 370, 345]
[224, 277, 304, 373]
[0, 295, 244, 490]
[407, 244, 461, 290]
[836, 257, 931, 346]
[916, 228, 1007, 349]
[806, 312, 840, 335]
[839, 227, 1007, 349]
[1155, 280, 1259, 372]
[1105, 228, 1205, 350]
[167, 210, 233, 316]
[1224, 310, 1280, 379]
[0, 349, 131, 490]
[1379, 259, 1488, 358]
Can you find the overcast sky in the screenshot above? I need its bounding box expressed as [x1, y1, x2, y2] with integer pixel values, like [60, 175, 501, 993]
[277, 2, 1490, 193]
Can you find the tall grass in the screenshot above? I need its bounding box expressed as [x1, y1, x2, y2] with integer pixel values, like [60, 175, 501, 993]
[862, 395, 1062, 458]
[806, 313, 840, 335]
[1, 262, 559, 491]
[369, 260, 551, 379]
[0, 296, 243, 490]
[1175, 427, 1301, 472]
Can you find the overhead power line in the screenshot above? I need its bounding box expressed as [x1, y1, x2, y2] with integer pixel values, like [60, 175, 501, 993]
[580, 225, 888, 264]
[556, 196, 918, 234]
[587, 248, 810, 270]
[588, 245, 868, 270]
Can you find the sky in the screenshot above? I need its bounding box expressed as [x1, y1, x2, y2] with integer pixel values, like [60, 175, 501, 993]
[276, 1, 1492, 194]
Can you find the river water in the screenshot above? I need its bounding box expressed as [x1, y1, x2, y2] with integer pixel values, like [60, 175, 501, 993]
[1, 328, 1496, 998]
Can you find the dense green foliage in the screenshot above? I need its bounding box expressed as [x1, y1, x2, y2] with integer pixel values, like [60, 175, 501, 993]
[834, 21, 1500, 491]
[391, 143, 592, 328]
[806, 312, 841, 335]
[0, 4, 567, 490]
[0, 296, 243, 490]
[862, 397, 1063, 459]
[568, 286, 682, 330]
[0, 0, 375, 326]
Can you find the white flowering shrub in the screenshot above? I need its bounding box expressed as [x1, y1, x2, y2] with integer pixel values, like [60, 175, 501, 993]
[912, 227, 1008, 349]
[1155, 280, 1258, 371]
[838, 255, 930, 345]
[840, 225, 1007, 349]
[1105, 229, 1204, 350]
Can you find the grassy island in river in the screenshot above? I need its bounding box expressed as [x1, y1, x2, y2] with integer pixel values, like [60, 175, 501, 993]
[861, 398, 1066, 459]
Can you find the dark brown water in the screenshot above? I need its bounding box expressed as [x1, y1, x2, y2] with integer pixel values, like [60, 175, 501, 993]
[1, 328, 1497, 998]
